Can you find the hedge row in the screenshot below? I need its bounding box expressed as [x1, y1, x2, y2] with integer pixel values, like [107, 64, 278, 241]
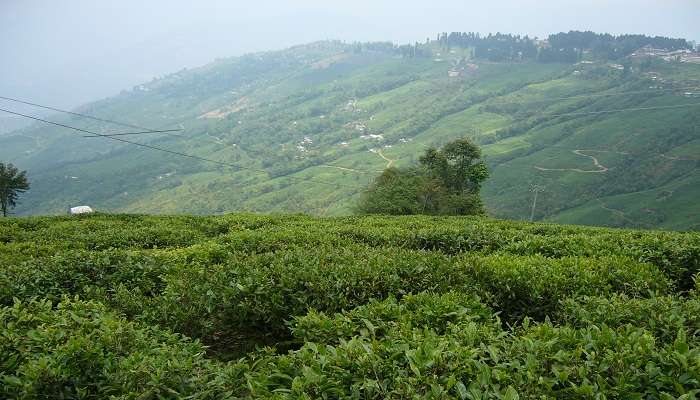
[289, 291, 499, 344]
[0, 299, 244, 399]
[140, 244, 666, 352]
[558, 294, 700, 344]
[1, 239, 668, 355]
[322, 217, 700, 290]
[4, 296, 699, 399]
[2, 214, 698, 289]
[234, 291, 699, 399]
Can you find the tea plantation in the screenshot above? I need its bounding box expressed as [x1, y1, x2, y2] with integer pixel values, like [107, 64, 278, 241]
[1, 213, 699, 398]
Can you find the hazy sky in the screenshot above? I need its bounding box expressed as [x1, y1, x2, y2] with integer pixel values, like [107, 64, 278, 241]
[1, 0, 699, 114]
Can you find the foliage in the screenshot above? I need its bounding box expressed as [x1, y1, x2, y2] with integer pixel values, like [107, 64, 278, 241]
[559, 294, 700, 344]
[0, 298, 243, 399]
[357, 138, 488, 216]
[1, 40, 699, 230]
[0, 162, 29, 217]
[1, 213, 699, 397]
[439, 30, 691, 63]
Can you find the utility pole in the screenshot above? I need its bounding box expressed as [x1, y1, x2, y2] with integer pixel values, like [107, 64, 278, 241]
[529, 184, 546, 222]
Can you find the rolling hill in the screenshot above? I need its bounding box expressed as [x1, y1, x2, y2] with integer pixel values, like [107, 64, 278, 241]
[1, 37, 699, 229]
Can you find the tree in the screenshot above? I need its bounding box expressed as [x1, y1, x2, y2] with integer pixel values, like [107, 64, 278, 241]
[356, 138, 489, 216]
[0, 163, 30, 217]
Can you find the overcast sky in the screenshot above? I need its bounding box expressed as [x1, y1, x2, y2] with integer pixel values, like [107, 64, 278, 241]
[1, 0, 699, 114]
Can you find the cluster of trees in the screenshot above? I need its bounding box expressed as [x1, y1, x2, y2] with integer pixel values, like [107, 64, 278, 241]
[357, 138, 489, 216]
[548, 31, 691, 59]
[438, 32, 538, 62]
[344, 41, 432, 58]
[435, 31, 693, 64]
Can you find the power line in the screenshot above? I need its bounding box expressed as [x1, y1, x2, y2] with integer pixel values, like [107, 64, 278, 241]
[481, 85, 700, 106]
[0, 94, 380, 176]
[535, 102, 700, 119]
[0, 107, 362, 190]
[81, 130, 182, 137]
[0, 94, 184, 135]
[7, 85, 694, 138]
[3, 95, 699, 181]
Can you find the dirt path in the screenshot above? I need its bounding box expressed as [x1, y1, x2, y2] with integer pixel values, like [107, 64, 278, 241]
[376, 149, 396, 169]
[318, 191, 338, 217]
[204, 131, 223, 143]
[596, 199, 643, 226]
[535, 149, 612, 173]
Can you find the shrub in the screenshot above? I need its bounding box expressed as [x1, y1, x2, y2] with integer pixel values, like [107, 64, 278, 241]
[142, 245, 667, 350]
[290, 291, 498, 344]
[558, 294, 700, 344]
[245, 319, 700, 399]
[0, 298, 243, 399]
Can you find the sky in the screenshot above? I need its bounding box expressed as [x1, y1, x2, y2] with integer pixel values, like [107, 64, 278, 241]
[1, 0, 699, 122]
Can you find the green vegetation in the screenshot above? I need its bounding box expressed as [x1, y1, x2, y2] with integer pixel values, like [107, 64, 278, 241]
[1, 34, 699, 230]
[0, 162, 29, 217]
[1, 213, 699, 397]
[357, 138, 488, 215]
[439, 31, 691, 63]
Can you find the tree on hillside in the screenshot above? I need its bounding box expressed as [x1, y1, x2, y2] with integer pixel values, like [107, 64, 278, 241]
[357, 138, 489, 216]
[0, 163, 30, 217]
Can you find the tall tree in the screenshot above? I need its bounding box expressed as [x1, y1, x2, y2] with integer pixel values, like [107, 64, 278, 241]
[357, 138, 489, 216]
[0, 163, 30, 217]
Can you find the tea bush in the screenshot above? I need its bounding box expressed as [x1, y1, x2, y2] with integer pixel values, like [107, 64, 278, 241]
[559, 294, 700, 344]
[138, 245, 667, 350]
[0, 213, 698, 397]
[0, 298, 244, 399]
[245, 314, 700, 399]
[289, 291, 498, 344]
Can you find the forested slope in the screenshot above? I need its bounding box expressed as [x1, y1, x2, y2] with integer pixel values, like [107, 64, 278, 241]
[1, 38, 698, 229]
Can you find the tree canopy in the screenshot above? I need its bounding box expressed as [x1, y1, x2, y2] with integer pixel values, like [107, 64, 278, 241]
[437, 31, 692, 64]
[357, 138, 488, 216]
[0, 163, 30, 217]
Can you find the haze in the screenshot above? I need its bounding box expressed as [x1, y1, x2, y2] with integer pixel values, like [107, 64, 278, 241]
[1, 0, 699, 116]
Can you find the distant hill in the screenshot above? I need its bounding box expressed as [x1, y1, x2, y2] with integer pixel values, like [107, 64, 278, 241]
[1, 32, 699, 230]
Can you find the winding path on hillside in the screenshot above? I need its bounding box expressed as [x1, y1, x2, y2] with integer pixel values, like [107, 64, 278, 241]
[535, 149, 621, 173]
[204, 131, 223, 143]
[376, 149, 396, 169]
[595, 198, 654, 228]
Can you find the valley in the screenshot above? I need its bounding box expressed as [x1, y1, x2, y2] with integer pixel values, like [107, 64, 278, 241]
[1, 39, 699, 230]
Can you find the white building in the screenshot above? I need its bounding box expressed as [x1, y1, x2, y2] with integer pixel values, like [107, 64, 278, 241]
[68, 206, 94, 215]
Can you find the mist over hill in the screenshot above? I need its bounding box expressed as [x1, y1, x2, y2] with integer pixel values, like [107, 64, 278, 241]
[1, 32, 699, 230]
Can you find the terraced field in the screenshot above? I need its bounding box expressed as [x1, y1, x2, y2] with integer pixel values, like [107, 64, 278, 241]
[1, 41, 699, 229]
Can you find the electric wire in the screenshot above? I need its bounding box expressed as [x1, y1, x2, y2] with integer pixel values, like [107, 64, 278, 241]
[0, 94, 184, 135]
[6, 85, 697, 137]
[81, 130, 182, 137]
[3, 95, 699, 178]
[481, 85, 700, 105]
[0, 107, 362, 190]
[531, 102, 700, 119]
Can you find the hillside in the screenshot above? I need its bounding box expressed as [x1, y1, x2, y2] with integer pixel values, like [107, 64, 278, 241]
[1, 37, 699, 229]
[1, 213, 699, 397]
